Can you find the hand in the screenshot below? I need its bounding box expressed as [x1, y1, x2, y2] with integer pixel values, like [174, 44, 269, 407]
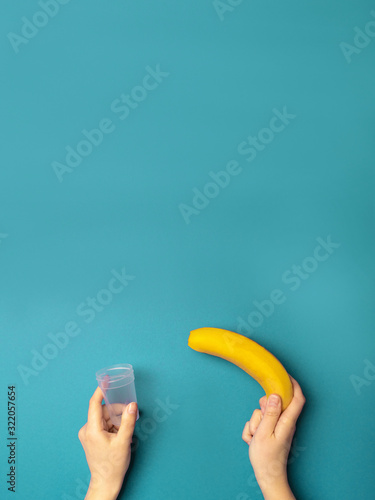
[78, 385, 138, 500]
[242, 375, 305, 499]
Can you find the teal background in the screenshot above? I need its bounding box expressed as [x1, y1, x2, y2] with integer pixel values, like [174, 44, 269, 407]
[1, 0, 375, 499]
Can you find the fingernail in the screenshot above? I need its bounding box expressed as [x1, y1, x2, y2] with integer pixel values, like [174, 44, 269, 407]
[128, 402, 137, 414]
[268, 395, 280, 407]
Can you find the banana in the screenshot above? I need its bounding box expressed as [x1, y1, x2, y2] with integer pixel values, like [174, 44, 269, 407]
[188, 327, 293, 411]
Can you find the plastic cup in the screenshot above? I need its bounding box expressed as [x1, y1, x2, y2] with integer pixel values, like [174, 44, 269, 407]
[96, 364, 139, 425]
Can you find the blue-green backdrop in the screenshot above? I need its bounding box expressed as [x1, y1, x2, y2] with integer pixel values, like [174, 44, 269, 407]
[1, 0, 374, 498]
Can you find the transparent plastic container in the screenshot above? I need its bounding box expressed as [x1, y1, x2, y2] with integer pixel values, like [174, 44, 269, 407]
[96, 364, 139, 425]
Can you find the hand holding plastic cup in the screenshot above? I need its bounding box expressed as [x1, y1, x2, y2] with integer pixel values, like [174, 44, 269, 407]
[96, 364, 139, 426]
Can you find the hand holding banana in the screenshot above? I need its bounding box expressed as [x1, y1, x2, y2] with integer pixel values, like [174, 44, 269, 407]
[188, 327, 293, 411]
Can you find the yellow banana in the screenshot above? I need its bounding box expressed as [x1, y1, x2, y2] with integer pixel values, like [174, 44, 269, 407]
[188, 327, 293, 411]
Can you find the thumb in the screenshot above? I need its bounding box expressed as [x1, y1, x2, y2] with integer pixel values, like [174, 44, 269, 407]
[117, 402, 138, 445]
[257, 394, 282, 438]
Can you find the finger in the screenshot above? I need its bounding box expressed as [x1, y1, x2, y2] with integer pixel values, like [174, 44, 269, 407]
[259, 396, 267, 415]
[242, 409, 262, 444]
[275, 376, 306, 440]
[101, 406, 117, 433]
[102, 404, 110, 422]
[102, 403, 128, 433]
[87, 386, 105, 433]
[256, 394, 282, 438]
[110, 403, 127, 418]
[242, 422, 252, 444]
[241, 410, 260, 443]
[117, 402, 138, 445]
[248, 409, 263, 436]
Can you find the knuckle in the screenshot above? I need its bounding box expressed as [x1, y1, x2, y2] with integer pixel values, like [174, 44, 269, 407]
[279, 415, 293, 426]
[242, 430, 251, 443]
[265, 409, 278, 417]
[251, 409, 261, 419]
[295, 387, 305, 402]
[85, 427, 94, 440]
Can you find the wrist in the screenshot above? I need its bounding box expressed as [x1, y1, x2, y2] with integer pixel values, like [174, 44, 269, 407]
[85, 480, 120, 500]
[261, 477, 295, 500]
